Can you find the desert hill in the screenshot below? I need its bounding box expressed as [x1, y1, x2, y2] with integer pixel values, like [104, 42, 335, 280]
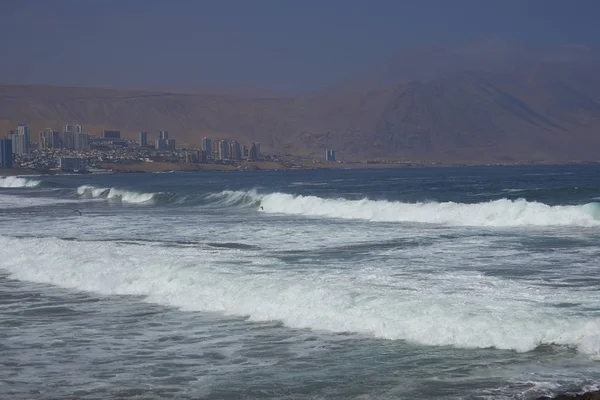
[2, 40, 600, 163]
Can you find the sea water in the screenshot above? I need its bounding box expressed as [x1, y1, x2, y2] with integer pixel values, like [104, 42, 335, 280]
[1, 165, 599, 399]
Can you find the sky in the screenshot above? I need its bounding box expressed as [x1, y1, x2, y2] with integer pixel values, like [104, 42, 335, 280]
[1, 0, 599, 93]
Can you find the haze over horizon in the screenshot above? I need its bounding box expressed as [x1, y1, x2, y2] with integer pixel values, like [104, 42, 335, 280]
[2, 0, 600, 94]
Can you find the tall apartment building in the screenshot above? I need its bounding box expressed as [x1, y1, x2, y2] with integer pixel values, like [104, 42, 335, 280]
[139, 132, 147, 147]
[63, 124, 86, 150]
[229, 140, 241, 161]
[75, 132, 89, 151]
[202, 137, 212, 159]
[0, 139, 12, 168]
[218, 140, 229, 160]
[44, 129, 62, 148]
[248, 142, 259, 160]
[63, 131, 75, 150]
[154, 138, 167, 150]
[40, 129, 64, 149]
[154, 130, 170, 149]
[11, 124, 30, 155]
[325, 149, 336, 162]
[38, 131, 48, 149]
[199, 150, 207, 163]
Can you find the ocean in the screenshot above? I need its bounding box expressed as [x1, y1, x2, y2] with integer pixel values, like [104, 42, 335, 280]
[1, 165, 599, 399]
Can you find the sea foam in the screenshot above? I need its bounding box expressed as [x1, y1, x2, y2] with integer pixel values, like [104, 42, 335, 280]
[2, 235, 599, 356]
[0, 176, 42, 188]
[77, 185, 155, 204]
[214, 190, 600, 227]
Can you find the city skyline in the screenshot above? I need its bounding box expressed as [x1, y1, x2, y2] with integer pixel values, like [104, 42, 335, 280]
[4, 123, 268, 160]
[1, 120, 296, 173]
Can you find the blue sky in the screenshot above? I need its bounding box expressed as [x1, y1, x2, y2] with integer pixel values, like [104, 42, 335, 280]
[1, 0, 598, 93]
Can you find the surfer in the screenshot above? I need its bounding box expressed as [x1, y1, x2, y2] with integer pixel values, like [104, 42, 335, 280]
[260, 206, 264, 211]
[73, 209, 82, 216]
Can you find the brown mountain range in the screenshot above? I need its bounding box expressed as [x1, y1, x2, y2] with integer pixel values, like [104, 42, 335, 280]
[2, 40, 600, 163]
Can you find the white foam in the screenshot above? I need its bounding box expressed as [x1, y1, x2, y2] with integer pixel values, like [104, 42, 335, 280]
[0, 194, 83, 209]
[0, 176, 42, 188]
[229, 190, 600, 227]
[2, 235, 599, 356]
[77, 185, 155, 204]
[206, 189, 258, 207]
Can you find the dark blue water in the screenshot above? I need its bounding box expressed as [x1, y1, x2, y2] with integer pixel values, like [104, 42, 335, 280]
[1, 164, 600, 399]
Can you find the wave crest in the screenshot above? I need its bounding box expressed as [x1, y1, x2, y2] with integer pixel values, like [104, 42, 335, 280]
[205, 189, 262, 207]
[2, 235, 600, 355]
[77, 185, 155, 204]
[215, 190, 600, 227]
[0, 176, 42, 188]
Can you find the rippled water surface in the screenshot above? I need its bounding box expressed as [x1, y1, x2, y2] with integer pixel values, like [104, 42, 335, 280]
[1, 165, 600, 399]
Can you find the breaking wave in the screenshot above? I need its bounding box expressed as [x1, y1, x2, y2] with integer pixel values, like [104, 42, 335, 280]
[204, 189, 262, 207]
[70, 186, 600, 226]
[0, 176, 42, 188]
[217, 190, 600, 227]
[2, 235, 600, 355]
[76, 185, 156, 204]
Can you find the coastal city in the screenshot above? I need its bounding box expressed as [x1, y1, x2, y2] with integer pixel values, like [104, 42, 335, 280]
[0, 123, 338, 173]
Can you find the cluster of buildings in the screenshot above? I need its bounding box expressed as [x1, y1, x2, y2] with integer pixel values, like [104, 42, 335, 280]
[0, 124, 178, 171]
[0, 123, 278, 172]
[194, 137, 261, 162]
[0, 122, 340, 172]
[38, 124, 90, 152]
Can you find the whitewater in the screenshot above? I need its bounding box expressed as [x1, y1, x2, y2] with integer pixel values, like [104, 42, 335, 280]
[1, 165, 600, 399]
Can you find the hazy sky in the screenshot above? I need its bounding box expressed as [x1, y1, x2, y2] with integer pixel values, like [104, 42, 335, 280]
[1, 0, 598, 93]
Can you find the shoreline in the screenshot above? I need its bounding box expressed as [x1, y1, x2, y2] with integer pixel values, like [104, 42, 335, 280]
[1, 159, 600, 177]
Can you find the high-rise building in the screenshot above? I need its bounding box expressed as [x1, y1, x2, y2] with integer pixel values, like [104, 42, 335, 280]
[0, 139, 12, 168]
[39, 131, 48, 149]
[202, 137, 212, 159]
[74, 125, 82, 134]
[199, 150, 207, 163]
[154, 138, 168, 150]
[17, 124, 30, 153]
[218, 140, 229, 160]
[229, 140, 241, 161]
[139, 132, 147, 147]
[248, 142, 259, 160]
[9, 132, 17, 154]
[185, 152, 195, 163]
[154, 131, 170, 150]
[49, 129, 62, 148]
[75, 133, 89, 151]
[325, 149, 336, 162]
[38, 131, 50, 149]
[63, 131, 75, 150]
[12, 124, 30, 154]
[64, 124, 73, 133]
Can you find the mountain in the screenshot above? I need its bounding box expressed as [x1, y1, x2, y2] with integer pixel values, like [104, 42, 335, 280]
[2, 40, 600, 163]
